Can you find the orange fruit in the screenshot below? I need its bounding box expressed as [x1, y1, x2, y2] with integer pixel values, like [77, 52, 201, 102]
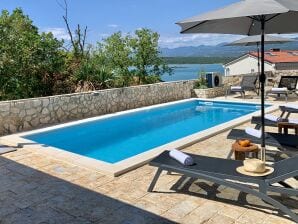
[239, 139, 251, 147]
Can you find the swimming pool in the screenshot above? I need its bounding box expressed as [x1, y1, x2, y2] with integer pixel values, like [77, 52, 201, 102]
[23, 99, 266, 165]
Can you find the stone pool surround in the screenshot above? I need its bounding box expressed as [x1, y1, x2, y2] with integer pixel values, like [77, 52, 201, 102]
[0, 80, 195, 136]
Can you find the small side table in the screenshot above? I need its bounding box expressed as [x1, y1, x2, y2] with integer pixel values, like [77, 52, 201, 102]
[278, 122, 298, 135]
[232, 142, 259, 161]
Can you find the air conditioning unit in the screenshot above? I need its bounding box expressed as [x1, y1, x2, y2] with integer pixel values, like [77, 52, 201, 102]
[206, 72, 223, 88]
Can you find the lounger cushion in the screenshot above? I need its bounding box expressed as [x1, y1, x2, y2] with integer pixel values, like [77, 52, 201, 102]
[231, 86, 242, 91]
[271, 87, 288, 92]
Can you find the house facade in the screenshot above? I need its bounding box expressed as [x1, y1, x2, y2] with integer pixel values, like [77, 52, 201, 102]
[224, 50, 298, 76]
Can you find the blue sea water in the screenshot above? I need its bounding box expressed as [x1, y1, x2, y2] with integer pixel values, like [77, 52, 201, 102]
[162, 64, 224, 82]
[24, 100, 261, 164]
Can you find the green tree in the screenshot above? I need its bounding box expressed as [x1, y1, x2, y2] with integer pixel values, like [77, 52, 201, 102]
[98, 32, 133, 87]
[130, 28, 172, 84]
[0, 8, 66, 100]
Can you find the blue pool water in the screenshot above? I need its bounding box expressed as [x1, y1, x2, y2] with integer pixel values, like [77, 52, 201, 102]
[24, 100, 262, 164]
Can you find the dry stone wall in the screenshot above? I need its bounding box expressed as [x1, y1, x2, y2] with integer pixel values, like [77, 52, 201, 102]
[0, 80, 195, 136]
[192, 86, 227, 98]
[223, 70, 298, 87]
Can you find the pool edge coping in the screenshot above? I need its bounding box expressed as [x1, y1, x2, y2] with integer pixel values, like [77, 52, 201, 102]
[0, 98, 279, 177]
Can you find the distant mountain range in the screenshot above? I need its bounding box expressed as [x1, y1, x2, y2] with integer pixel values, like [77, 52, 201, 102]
[160, 38, 298, 57]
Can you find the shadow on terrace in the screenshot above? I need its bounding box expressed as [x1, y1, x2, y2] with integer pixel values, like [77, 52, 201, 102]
[0, 155, 176, 223]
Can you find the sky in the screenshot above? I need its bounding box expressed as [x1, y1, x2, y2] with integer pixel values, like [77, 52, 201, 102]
[1, 0, 298, 49]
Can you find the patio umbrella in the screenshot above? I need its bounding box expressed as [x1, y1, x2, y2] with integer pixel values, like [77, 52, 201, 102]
[176, 0, 298, 161]
[226, 35, 296, 93]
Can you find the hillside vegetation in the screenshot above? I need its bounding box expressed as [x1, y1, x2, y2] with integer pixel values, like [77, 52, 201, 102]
[0, 9, 171, 100]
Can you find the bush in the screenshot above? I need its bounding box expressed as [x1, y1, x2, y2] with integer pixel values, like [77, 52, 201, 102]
[194, 76, 208, 89]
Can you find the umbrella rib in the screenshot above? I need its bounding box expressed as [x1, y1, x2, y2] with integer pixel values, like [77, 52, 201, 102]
[246, 17, 255, 35]
[265, 13, 281, 22]
[180, 21, 207, 33]
[248, 16, 260, 21]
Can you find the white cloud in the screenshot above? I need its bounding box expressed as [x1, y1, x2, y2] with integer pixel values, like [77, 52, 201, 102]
[159, 33, 298, 49]
[43, 27, 70, 41]
[107, 24, 119, 28]
[159, 34, 245, 48]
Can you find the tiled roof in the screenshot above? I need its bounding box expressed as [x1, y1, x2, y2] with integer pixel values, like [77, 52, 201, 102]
[249, 50, 298, 64]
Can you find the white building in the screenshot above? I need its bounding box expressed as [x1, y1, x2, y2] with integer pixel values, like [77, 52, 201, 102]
[224, 50, 298, 76]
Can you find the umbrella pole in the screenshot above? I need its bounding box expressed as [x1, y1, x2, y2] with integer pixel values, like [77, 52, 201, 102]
[257, 43, 260, 95]
[260, 17, 266, 161]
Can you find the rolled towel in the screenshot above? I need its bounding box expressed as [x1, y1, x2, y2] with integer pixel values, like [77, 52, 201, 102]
[245, 127, 263, 139]
[264, 114, 287, 122]
[169, 149, 194, 166]
[231, 86, 242, 90]
[271, 87, 288, 92]
[265, 114, 279, 122]
[284, 104, 298, 110]
[288, 118, 298, 124]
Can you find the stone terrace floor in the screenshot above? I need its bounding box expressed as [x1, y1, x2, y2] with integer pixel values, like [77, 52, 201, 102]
[0, 93, 297, 224]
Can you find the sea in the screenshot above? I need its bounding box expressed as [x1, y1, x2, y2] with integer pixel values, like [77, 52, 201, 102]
[161, 64, 224, 82]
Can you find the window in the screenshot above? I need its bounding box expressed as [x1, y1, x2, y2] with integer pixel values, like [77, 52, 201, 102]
[225, 68, 230, 76]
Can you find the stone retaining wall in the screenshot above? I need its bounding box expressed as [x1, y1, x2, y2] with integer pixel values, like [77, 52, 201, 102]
[223, 70, 298, 87]
[0, 80, 195, 136]
[192, 86, 227, 98]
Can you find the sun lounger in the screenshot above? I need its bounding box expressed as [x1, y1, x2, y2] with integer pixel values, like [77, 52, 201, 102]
[280, 104, 298, 114]
[226, 75, 258, 99]
[266, 76, 298, 101]
[251, 104, 298, 128]
[251, 116, 298, 129]
[227, 129, 298, 149]
[0, 145, 16, 155]
[251, 116, 282, 128]
[148, 151, 298, 222]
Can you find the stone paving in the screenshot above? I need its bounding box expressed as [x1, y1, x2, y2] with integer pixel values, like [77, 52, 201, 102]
[0, 95, 297, 223]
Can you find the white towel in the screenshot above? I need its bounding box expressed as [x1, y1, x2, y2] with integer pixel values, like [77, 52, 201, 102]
[265, 114, 279, 122]
[169, 149, 194, 166]
[245, 127, 263, 139]
[289, 118, 298, 124]
[231, 86, 242, 90]
[264, 114, 288, 122]
[284, 104, 298, 110]
[271, 87, 288, 92]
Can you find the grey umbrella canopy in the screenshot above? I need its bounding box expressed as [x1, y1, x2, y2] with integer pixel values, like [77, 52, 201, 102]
[177, 0, 298, 35]
[225, 35, 296, 46]
[176, 0, 298, 162]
